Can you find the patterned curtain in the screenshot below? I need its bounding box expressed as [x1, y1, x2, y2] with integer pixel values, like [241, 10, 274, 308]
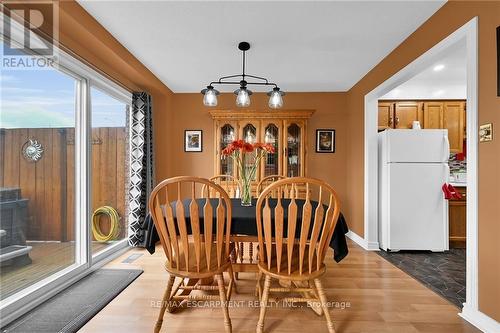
[128, 92, 155, 246]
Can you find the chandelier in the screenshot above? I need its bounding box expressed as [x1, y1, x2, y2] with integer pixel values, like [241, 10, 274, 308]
[201, 42, 285, 109]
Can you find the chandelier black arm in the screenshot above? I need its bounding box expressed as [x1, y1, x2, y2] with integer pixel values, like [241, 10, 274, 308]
[217, 74, 243, 81]
[209, 80, 242, 86]
[246, 82, 278, 88]
[213, 74, 271, 83]
[243, 74, 269, 83]
[209, 81, 278, 88]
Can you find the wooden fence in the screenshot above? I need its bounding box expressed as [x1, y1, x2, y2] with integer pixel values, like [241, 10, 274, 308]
[0, 127, 128, 241]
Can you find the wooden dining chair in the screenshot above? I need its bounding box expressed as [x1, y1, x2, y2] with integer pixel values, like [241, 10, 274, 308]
[255, 177, 341, 333]
[149, 176, 235, 333]
[203, 175, 244, 276]
[203, 174, 239, 198]
[256, 175, 287, 197]
[233, 175, 287, 275]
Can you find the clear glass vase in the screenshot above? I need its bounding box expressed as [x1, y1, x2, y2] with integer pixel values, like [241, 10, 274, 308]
[239, 177, 252, 206]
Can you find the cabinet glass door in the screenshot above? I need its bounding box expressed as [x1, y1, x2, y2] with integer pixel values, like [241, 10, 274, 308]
[241, 123, 258, 180]
[242, 123, 257, 144]
[220, 124, 235, 175]
[286, 123, 301, 177]
[263, 124, 279, 177]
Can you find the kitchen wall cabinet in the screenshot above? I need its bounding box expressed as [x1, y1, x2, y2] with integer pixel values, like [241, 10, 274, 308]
[443, 101, 466, 153]
[423, 102, 444, 129]
[394, 101, 423, 129]
[210, 110, 314, 183]
[449, 186, 466, 248]
[378, 102, 394, 130]
[379, 100, 466, 154]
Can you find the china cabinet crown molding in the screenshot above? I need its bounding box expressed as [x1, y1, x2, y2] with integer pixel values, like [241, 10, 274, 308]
[209, 109, 315, 120]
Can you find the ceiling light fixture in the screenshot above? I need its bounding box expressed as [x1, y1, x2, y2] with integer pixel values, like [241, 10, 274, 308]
[201, 41, 285, 109]
[433, 64, 445, 72]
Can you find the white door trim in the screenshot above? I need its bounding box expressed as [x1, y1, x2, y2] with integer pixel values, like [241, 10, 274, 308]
[361, 17, 499, 331]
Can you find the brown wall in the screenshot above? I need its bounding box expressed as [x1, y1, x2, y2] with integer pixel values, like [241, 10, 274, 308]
[167, 93, 349, 206]
[345, 1, 500, 320]
[5, 0, 499, 322]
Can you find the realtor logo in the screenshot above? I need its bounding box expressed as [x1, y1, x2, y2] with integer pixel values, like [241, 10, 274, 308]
[1, 1, 59, 69]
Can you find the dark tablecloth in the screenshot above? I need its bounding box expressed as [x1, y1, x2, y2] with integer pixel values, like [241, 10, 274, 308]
[143, 198, 349, 262]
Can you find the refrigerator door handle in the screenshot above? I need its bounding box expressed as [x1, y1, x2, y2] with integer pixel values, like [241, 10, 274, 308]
[443, 134, 450, 161]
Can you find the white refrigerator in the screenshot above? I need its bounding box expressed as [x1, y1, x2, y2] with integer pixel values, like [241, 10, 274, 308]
[378, 129, 449, 252]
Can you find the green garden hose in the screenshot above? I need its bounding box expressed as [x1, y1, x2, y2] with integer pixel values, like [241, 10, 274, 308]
[92, 206, 120, 242]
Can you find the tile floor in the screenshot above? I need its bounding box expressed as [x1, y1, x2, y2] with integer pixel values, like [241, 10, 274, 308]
[377, 249, 466, 307]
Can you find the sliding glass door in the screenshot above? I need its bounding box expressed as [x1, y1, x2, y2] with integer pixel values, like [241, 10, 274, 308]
[0, 61, 79, 301]
[90, 87, 130, 256]
[0, 20, 132, 323]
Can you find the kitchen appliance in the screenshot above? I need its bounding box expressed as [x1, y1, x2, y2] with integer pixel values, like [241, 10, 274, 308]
[378, 129, 449, 251]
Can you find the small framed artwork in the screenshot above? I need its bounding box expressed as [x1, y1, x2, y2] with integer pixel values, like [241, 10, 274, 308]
[316, 129, 335, 153]
[184, 130, 203, 152]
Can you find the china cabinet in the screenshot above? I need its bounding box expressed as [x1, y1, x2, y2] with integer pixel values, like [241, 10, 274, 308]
[210, 110, 314, 185]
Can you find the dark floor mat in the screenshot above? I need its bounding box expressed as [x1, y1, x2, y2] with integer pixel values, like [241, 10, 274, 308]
[2, 268, 143, 333]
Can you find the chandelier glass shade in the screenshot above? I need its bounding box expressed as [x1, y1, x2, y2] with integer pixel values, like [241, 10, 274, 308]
[201, 42, 285, 108]
[201, 86, 219, 107]
[267, 87, 284, 109]
[235, 86, 252, 107]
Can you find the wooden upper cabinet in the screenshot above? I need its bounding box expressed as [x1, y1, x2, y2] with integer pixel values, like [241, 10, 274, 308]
[378, 100, 465, 153]
[423, 102, 444, 129]
[443, 101, 465, 153]
[394, 102, 423, 129]
[378, 102, 394, 130]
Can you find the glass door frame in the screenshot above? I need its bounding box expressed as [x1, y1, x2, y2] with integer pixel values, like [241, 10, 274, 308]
[0, 14, 132, 325]
[260, 120, 283, 178]
[88, 79, 132, 262]
[283, 120, 306, 178]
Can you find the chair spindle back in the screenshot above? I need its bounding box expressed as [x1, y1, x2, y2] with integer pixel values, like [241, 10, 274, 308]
[256, 175, 287, 197]
[255, 177, 340, 276]
[203, 175, 238, 198]
[149, 176, 232, 274]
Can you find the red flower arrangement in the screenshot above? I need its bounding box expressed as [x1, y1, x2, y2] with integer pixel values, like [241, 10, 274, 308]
[221, 139, 275, 206]
[221, 139, 275, 156]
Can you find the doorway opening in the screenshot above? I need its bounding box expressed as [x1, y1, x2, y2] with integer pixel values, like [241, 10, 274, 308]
[362, 17, 479, 321]
[377, 39, 467, 308]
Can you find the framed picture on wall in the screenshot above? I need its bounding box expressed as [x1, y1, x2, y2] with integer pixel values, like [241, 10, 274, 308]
[316, 129, 335, 153]
[184, 130, 203, 152]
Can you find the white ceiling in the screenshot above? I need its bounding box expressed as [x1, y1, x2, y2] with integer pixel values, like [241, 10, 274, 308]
[78, 1, 446, 93]
[382, 40, 466, 100]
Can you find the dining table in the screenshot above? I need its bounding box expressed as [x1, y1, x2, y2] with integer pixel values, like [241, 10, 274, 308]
[143, 198, 349, 263]
[142, 198, 349, 315]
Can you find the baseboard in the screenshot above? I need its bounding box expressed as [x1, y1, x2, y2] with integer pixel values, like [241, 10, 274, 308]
[366, 240, 380, 251]
[460, 304, 500, 333]
[346, 231, 379, 251]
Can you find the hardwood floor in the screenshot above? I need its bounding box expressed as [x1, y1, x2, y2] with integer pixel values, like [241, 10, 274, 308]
[80, 240, 479, 333]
